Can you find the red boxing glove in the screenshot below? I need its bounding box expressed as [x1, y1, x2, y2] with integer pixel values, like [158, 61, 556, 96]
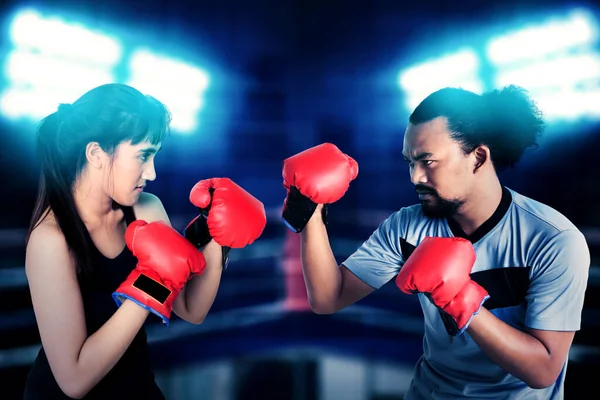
[395, 236, 489, 335]
[113, 220, 206, 326]
[189, 178, 266, 248]
[282, 143, 359, 233]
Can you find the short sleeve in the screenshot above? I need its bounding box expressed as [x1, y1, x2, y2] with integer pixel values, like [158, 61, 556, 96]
[525, 229, 590, 331]
[341, 211, 406, 289]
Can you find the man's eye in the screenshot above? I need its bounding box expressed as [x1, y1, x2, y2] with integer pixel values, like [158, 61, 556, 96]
[139, 154, 149, 162]
[423, 160, 434, 166]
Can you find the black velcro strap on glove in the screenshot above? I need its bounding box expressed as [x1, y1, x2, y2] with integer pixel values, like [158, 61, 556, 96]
[183, 189, 231, 270]
[282, 186, 328, 233]
[184, 212, 212, 249]
[131, 273, 172, 304]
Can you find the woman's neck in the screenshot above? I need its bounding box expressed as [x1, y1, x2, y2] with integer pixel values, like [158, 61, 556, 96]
[72, 175, 117, 229]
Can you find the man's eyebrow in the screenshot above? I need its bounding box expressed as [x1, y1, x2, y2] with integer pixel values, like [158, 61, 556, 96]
[403, 152, 434, 161]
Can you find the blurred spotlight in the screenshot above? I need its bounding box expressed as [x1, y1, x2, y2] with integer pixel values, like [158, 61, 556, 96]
[487, 9, 598, 66]
[397, 7, 600, 125]
[0, 8, 211, 135]
[126, 48, 210, 134]
[0, 9, 122, 120]
[397, 49, 483, 113]
[487, 8, 600, 122]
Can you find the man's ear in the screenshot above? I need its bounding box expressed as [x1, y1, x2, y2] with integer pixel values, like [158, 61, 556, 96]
[473, 146, 490, 173]
[85, 142, 106, 169]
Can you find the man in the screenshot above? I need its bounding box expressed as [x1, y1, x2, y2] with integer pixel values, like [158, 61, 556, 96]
[280, 85, 590, 399]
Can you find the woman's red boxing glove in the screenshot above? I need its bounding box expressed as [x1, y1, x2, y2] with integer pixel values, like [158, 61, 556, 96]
[113, 220, 206, 326]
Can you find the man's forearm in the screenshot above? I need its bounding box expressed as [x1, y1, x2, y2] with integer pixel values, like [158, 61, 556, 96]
[467, 308, 554, 389]
[300, 207, 342, 312]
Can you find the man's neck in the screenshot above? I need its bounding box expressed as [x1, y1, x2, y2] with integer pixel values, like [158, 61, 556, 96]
[452, 180, 504, 236]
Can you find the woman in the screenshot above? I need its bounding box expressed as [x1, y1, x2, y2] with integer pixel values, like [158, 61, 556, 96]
[22, 83, 264, 399]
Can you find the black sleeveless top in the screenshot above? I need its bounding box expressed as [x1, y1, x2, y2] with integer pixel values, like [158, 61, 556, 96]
[23, 207, 165, 399]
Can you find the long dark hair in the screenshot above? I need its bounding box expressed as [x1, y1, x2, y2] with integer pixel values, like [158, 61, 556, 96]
[409, 85, 545, 172]
[26, 83, 171, 277]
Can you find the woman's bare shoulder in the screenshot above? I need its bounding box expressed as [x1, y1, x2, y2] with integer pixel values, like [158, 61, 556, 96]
[26, 214, 74, 275]
[133, 192, 171, 225]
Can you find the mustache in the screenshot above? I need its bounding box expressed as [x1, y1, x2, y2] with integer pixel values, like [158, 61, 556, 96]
[415, 184, 438, 195]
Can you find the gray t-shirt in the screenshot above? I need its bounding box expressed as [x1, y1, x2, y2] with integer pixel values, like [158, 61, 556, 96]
[342, 187, 590, 399]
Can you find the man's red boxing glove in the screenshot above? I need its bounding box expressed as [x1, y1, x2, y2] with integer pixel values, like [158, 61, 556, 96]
[184, 178, 267, 268]
[281, 143, 359, 233]
[113, 220, 206, 326]
[395, 236, 489, 335]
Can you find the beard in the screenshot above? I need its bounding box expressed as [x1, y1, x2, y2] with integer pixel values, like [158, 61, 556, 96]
[415, 184, 465, 219]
